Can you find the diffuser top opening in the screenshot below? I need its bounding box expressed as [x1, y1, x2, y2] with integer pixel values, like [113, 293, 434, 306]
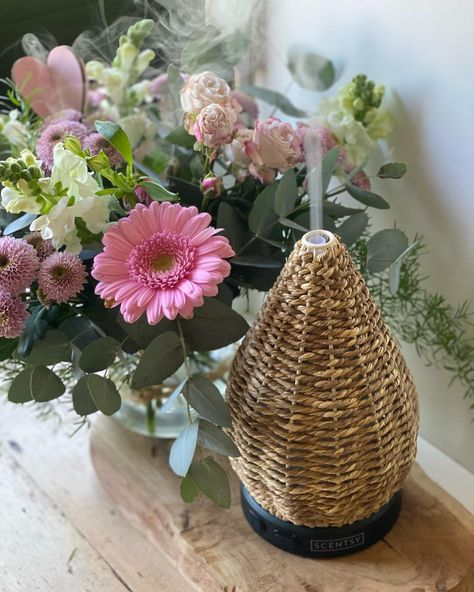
[302, 229, 336, 251]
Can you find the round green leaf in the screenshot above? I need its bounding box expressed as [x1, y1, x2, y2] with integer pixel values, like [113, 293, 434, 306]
[274, 169, 298, 217]
[240, 85, 307, 118]
[24, 329, 71, 366]
[183, 376, 231, 427]
[337, 212, 369, 248]
[8, 366, 65, 403]
[189, 458, 231, 509]
[346, 184, 390, 209]
[287, 45, 335, 91]
[72, 374, 121, 416]
[367, 229, 409, 273]
[249, 184, 279, 237]
[377, 162, 407, 179]
[79, 337, 120, 373]
[132, 331, 184, 390]
[169, 420, 199, 477]
[180, 473, 199, 503]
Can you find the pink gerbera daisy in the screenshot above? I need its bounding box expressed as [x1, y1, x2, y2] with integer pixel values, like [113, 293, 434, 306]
[92, 202, 234, 324]
[38, 252, 87, 303]
[0, 290, 29, 338]
[0, 237, 39, 295]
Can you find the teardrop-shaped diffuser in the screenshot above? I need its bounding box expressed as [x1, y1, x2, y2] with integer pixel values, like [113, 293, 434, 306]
[227, 231, 418, 537]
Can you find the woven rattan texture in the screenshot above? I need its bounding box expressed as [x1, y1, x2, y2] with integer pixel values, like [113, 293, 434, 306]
[227, 237, 419, 527]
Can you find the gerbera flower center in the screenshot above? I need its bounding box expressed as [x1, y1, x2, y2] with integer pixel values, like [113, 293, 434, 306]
[0, 255, 9, 267]
[51, 266, 68, 280]
[127, 230, 196, 290]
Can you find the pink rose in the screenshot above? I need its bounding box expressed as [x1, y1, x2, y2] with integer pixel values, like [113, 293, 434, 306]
[180, 71, 231, 113]
[200, 175, 224, 198]
[194, 103, 238, 148]
[224, 128, 253, 168]
[246, 118, 302, 178]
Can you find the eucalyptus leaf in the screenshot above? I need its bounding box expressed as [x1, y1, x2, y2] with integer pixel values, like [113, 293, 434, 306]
[164, 125, 196, 148]
[3, 213, 36, 235]
[346, 184, 390, 209]
[388, 241, 419, 294]
[240, 85, 307, 118]
[60, 316, 100, 351]
[197, 420, 240, 457]
[279, 217, 308, 232]
[95, 120, 133, 165]
[181, 25, 238, 79]
[138, 180, 178, 202]
[231, 255, 282, 268]
[249, 184, 278, 237]
[274, 169, 298, 217]
[183, 375, 231, 427]
[132, 331, 184, 390]
[8, 366, 65, 403]
[0, 337, 17, 361]
[167, 63, 184, 111]
[322, 147, 340, 194]
[189, 458, 231, 508]
[367, 229, 409, 273]
[217, 202, 246, 252]
[161, 378, 187, 413]
[287, 45, 335, 91]
[337, 213, 369, 248]
[17, 307, 49, 357]
[169, 420, 199, 477]
[180, 473, 199, 503]
[323, 201, 362, 218]
[72, 374, 121, 416]
[377, 162, 407, 179]
[24, 329, 71, 366]
[78, 337, 120, 373]
[179, 298, 248, 351]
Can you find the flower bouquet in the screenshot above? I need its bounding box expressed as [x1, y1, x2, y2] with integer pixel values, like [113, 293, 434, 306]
[1, 18, 472, 507]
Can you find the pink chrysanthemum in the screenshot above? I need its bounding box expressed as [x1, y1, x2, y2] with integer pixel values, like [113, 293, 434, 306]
[0, 290, 29, 338]
[0, 237, 39, 295]
[36, 120, 89, 172]
[24, 232, 56, 262]
[41, 109, 83, 131]
[83, 133, 123, 167]
[92, 202, 234, 324]
[38, 252, 87, 303]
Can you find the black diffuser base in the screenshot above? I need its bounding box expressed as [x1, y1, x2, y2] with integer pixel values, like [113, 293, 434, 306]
[241, 485, 402, 558]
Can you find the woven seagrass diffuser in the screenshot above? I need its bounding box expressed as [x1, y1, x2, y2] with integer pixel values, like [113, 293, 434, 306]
[226, 229, 419, 557]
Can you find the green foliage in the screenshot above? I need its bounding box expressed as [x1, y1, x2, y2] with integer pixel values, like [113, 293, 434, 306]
[164, 125, 196, 148]
[337, 213, 369, 248]
[321, 148, 340, 194]
[23, 329, 71, 366]
[287, 46, 335, 91]
[72, 374, 121, 416]
[183, 375, 232, 427]
[95, 121, 133, 166]
[346, 183, 390, 209]
[180, 473, 199, 503]
[169, 420, 199, 477]
[366, 229, 409, 273]
[197, 420, 240, 457]
[9, 366, 65, 403]
[240, 85, 307, 118]
[188, 458, 231, 508]
[377, 162, 407, 179]
[132, 331, 185, 390]
[138, 180, 178, 202]
[78, 337, 120, 373]
[274, 169, 298, 217]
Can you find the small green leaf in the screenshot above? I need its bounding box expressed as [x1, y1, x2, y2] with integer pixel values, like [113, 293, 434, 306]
[274, 169, 298, 217]
[169, 420, 199, 477]
[179, 298, 248, 352]
[78, 337, 120, 373]
[167, 63, 184, 111]
[197, 420, 240, 457]
[138, 180, 178, 202]
[72, 374, 121, 416]
[161, 378, 187, 413]
[164, 125, 196, 148]
[240, 85, 307, 118]
[60, 316, 100, 351]
[95, 121, 133, 166]
[132, 331, 184, 390]
[388, 241, 419, 295]
[183, 375, 231, 427]
[9, 366, 65, 403]
[323, 201, 362, 218]
[231, 256, 283, 268]
[377, 162, 407, 179]
[346, 184, 390, 209]
[279, 217, 308, 232]
[23, 329, 71, 366]
[180, 473, 199, 503]
[249, 184, 279, 237]
[322, 147, 340, 194]
[287, 45, 335, 91]
[337, 213, 369, 248]
[367, 229, 409, 273]
[3, 213, 37, 235]
[189, 458, 231, 508]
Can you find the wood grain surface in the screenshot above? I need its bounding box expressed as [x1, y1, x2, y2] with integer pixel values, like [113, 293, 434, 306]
[90, 416, 474, 592]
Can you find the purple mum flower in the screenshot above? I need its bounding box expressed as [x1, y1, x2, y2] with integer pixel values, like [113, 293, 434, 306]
[36, 120, 89, 173]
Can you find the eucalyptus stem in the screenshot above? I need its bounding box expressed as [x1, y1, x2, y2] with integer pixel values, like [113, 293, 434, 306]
[146, 400, 155, 434]
[176, 319, 193, 423]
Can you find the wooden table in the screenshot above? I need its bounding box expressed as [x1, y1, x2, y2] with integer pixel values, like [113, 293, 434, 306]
[1, 403, 473, 592]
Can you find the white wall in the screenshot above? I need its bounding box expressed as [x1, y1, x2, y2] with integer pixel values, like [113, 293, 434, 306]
[263, 0, 474, 472]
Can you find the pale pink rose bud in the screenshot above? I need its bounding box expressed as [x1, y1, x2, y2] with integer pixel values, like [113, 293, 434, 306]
[200, 175, 223, 198]
[246, 117, 302, 173]
[180, 71, 231, 113]
[224, 128, 253, 168]
[349, 169, 371, 190]
[134, 185, 152, 206]
[194, 103, 238, 148]
[231, 90, 258, 119]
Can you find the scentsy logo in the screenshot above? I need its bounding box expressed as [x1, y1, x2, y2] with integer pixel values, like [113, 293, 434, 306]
[310, 532, 365, 552]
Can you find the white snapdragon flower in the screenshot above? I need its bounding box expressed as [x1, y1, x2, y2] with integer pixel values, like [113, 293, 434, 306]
[29, 144, 109, 253]
[0, 110, 29, 149]
[1, 186, 41, 214]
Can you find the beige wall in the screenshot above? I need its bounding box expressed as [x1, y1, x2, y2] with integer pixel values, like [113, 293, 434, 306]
[263, 0, 474, 471]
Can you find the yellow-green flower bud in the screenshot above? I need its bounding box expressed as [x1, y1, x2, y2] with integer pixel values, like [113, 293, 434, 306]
[63, 135, 84, 156]
[20, 149, 37, 167]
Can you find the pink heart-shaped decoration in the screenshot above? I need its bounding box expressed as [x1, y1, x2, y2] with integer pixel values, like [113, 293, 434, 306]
[12, 46, 86, 117]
